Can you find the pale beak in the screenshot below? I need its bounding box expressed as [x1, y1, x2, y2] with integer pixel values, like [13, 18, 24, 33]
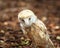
[24, 19, 30, 26]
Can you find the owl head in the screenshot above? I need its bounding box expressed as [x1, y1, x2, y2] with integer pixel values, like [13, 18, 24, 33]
[18, 9, 37, 27]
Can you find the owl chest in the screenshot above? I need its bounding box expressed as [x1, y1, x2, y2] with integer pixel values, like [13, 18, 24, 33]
[25, 25, 47, 46]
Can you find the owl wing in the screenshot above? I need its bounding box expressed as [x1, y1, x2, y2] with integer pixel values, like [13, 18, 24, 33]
[34, 19, 48, 39]
[34, 19, 55, 48]
[35, 19, 47, 32]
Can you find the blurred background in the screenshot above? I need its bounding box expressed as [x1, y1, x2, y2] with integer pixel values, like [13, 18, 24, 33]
[0, 0, 60, 48]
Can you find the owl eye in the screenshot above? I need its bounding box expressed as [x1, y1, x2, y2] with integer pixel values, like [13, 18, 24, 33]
[21, 19, 24, 22]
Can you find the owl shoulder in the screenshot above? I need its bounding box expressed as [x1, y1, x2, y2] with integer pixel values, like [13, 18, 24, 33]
[35, 19, 47, 32]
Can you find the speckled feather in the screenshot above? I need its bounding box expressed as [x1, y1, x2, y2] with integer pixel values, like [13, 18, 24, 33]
[18, 9, 55, 48]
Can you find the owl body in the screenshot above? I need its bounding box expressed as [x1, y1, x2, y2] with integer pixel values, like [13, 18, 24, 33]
[24, 19, 54, 48]
[18, 9, 55, 48]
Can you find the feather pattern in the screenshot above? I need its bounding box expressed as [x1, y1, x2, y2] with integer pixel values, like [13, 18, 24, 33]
[18, 9, 55, 48]
[24, 19, 55, 48]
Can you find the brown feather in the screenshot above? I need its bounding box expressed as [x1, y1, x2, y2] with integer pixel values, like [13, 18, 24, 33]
[24, 24, 55, 48]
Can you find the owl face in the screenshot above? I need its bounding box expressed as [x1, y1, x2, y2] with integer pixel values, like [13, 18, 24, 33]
[18, 9, 37, 27]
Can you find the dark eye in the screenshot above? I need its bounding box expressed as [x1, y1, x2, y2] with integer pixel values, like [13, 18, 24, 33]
[21, 19, 24, 22]
[29, 18, 31, 20]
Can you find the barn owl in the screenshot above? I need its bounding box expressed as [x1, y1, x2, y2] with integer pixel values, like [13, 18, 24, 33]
[18, 9, 55, 48]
